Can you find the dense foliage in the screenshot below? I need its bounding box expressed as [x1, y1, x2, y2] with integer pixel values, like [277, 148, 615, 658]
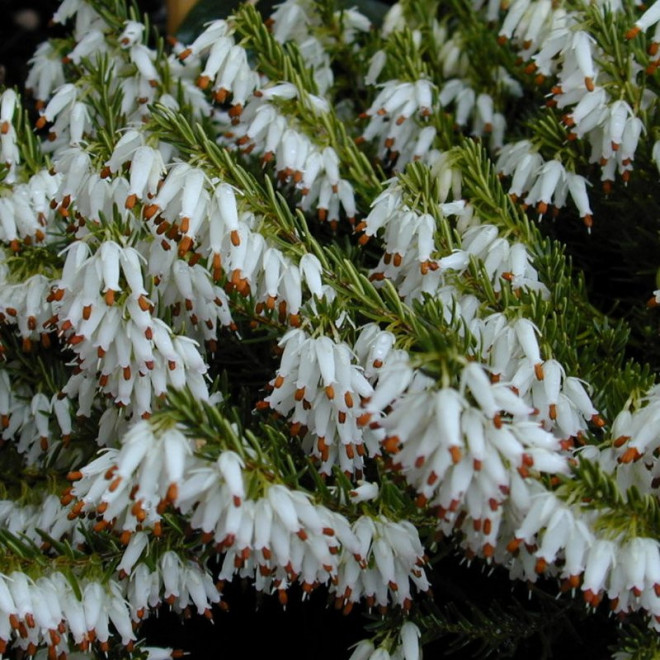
[2, 0, 660, 657]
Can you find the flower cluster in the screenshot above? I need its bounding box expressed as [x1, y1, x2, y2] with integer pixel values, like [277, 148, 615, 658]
[491, 0, 655, 223]
[65, 417, 429, 617]
[264, 328, 382, 475]
[0, 571, 135, 656]
[228, 89, 357, 227]
[496, 143, 594, 227]
[505, 484, 660, 629]
[357, 169, 549, 300]
[349, 622, 422, 660]
[1, 0, 660, 657]
[359, 79, 436, 168]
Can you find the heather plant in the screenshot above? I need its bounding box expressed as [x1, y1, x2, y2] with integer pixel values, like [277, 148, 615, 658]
[2, 0, 660, 657]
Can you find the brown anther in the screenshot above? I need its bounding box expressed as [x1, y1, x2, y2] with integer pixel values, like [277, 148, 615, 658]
[130, 500, 143, 518]
[625, 25, 641, 40]
[356, 412, 371, 427]
[567, 574, 580, 589]
[134, 295, 150, 313]
[156, 220, 171, 236]
[449, 445, 462, 464]
[619, 446, 641, 463]
[415, 494, 428, 508]
[60, 489, 74, 506]
[612, 435, 630, 448]
[178, 236, 193, 257]
[167, 482, 178, 502]
[229, 104, 243, 118]
[382, 435, 400, 454]
[67, 500, 84, 520]
[144, 203, 160, 219]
